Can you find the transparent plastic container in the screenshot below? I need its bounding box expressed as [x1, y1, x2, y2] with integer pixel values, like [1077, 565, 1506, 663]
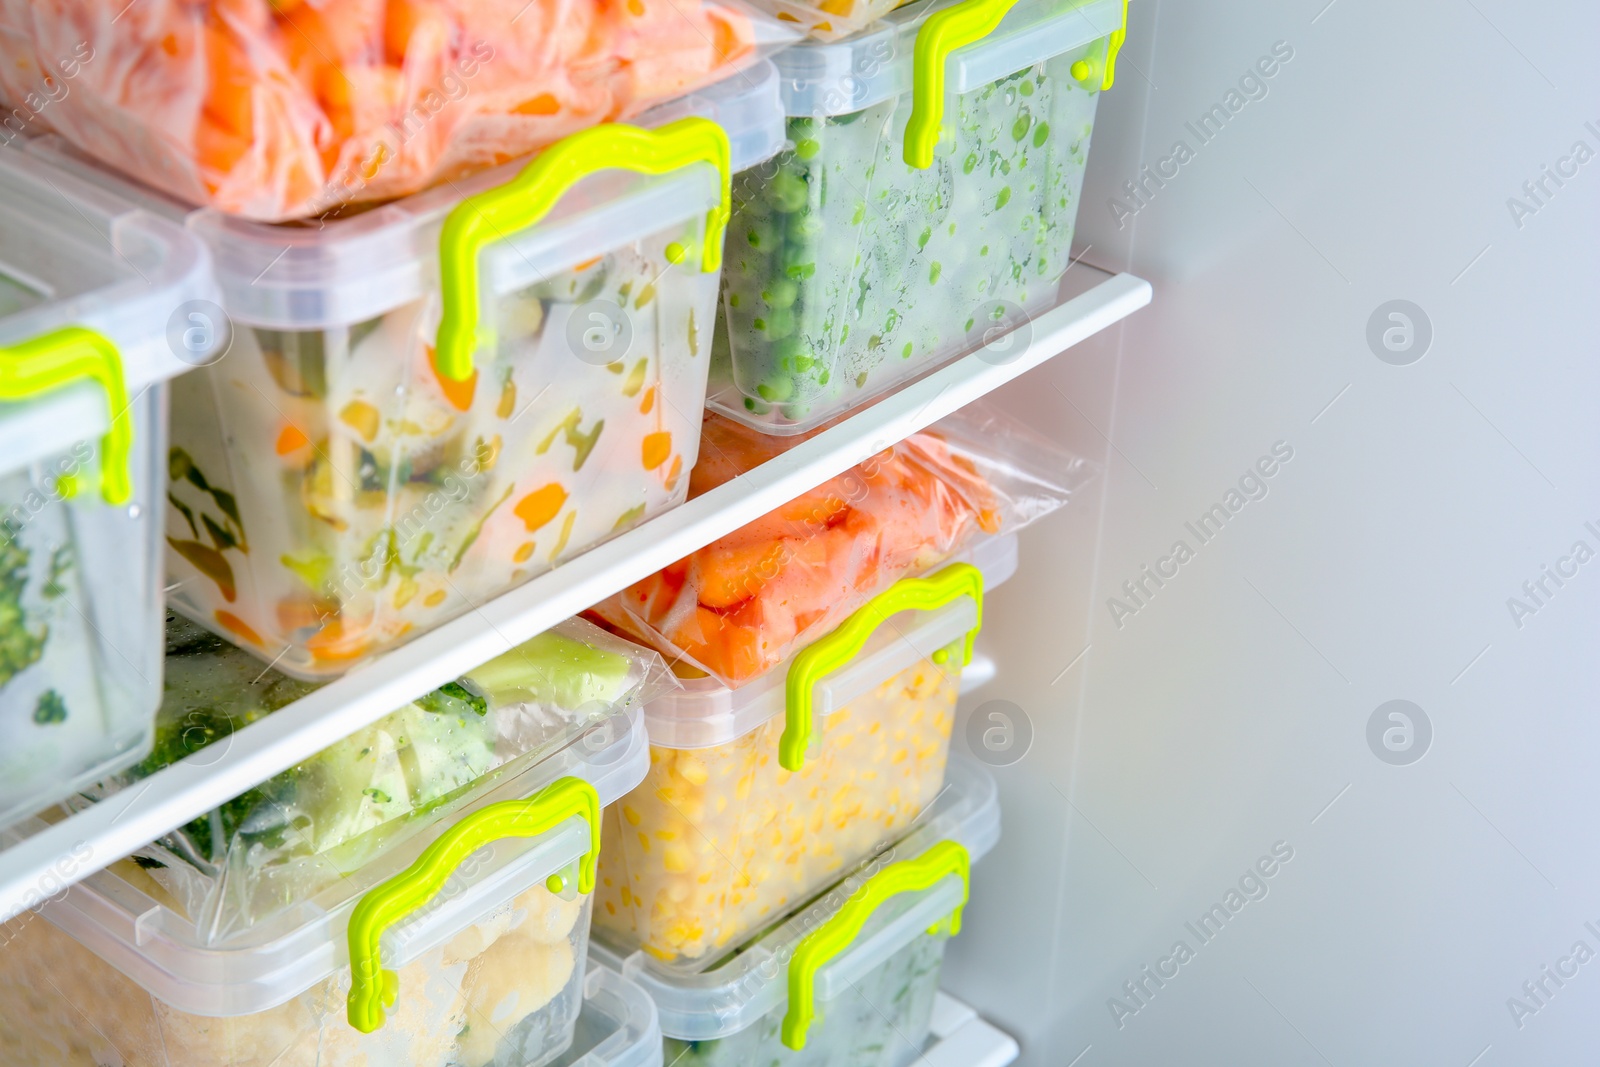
[592, 534, 1014, 970]
[53, 63, 784, 680]
[593, 755, 1001, 1066]
[0, 618, 665, 1067]
[0, 146, 218, 830]
[550, 964, 664, 1067]
[710, 0, 1127, 433]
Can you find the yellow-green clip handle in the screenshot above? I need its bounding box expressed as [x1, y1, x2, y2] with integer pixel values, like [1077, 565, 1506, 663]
[0, 326, 131, 505]
[904, 0, 1023, 169]
[782, 840, 970, 1051]
[904, 0, 1130, 168]
[434, 118, 732, 381]
[1068, 0, 1129, 90]
[781, 562, 984, 772]
[345, 777, 600, 1034]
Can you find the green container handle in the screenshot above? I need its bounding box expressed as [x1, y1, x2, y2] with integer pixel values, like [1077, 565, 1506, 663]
[904, 0, 1131, 169]
[434, 118, 732, 382]
[0, 326, 131, 505]
[781, 562, 984, 772]
[346, 776, 600, 1034]
[782, 839, 971, 1050]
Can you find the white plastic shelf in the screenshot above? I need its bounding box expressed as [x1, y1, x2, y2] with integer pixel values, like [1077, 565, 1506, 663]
[0, 264, 1149, 923]
[926, 992, 1022, 1067]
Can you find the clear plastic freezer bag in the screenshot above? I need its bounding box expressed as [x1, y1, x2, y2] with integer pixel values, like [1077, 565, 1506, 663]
[588, 401, 1090, 688]
[0, 0, 778, 221]
[711, 0, 1126, 433]
[83, 613, 666, 944]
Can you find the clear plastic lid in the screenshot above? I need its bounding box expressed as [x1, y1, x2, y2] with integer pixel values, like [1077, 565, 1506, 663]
[644, 532, 1017, 749]
[30, 622, 662, 1019]
[556, 964, 665, 1067]
[591, 754, 1000, 1042]
[0, 144, 218, 474]
[20, 60, 786, 332]
[773, 0, 1124, 116]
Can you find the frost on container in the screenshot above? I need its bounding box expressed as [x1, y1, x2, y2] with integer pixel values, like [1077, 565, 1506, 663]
[0, 145, 215, 829]
[0, 615, 667, 1067]
[711, 0, 1126, 433]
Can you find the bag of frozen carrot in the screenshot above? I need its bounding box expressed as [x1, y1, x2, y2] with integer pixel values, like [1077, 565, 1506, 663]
[0, 0, 789, 221]
[587, 401, 1092, 687]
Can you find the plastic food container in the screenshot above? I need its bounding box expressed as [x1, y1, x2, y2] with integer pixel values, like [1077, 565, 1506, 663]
[589, 404, 1088, 687]
[0, 616, 666, 1067]
[0, 0, 785, 222]
[710, 0, 1128, 433]
[593, 534, 1014, 968]
[0, 147, 218, 830]
[594, 755, 1000, 1066]
[67, 64, 784, 679]
[550, 963, 663, 1067]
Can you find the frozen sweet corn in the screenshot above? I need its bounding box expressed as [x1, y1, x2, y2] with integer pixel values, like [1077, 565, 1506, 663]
[594, 653, 956, 965]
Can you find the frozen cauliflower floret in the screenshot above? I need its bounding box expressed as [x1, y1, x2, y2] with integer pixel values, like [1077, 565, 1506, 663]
[456, 934, 576, 1067]
[506, 882, 584, 945]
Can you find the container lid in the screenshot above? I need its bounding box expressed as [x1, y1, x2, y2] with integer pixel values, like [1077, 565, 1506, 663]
[773, 0, 1124, 117]
[643, 532, 1017, 750]
[21, 60, 786, 332]
[592, 754, 1000, 1042]
[32, 620, 662, 1019]
[556, 964, 665, 1067]
[0, 144, 219, 479]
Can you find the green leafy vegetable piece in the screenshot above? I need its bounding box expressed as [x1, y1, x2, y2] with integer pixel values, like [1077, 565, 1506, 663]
[32, 689, 66, 724]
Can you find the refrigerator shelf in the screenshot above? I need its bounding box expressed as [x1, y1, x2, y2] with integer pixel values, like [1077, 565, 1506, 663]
[0, 263, 1149, 926]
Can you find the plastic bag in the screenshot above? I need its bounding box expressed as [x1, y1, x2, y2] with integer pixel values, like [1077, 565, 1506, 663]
[0, 0, 773, 221]
[83, 612, 670, 942]
[588, 403, 1093, 686]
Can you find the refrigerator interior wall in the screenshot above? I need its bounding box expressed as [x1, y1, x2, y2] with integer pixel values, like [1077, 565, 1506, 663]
[945, 1, 1600, 1065]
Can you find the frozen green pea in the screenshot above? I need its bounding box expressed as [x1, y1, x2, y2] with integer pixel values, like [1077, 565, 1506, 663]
[1013, 113, 1031, 141]
[795, 138, 821, 160]
[757, 307, 796, 340]
[757, 377, 793, 402]
[761, 277, 799, 309]
[769, 172, 809, 213]
[793, 213, 825, 239]
[996, 187, 1012, 210]
[1033, 122, 1050, 147]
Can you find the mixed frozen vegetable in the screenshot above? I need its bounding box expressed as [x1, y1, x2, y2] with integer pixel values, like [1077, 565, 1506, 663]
[166, 224, 714, 678]
[589, 402, 1083, 687]
[595, 653, 958, 965]
[715, 54, 1098, 431]
[0, 0, 767, 220]
[87, 612, 655, 942]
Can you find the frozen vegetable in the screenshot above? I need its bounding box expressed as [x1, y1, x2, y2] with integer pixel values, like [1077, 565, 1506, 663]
[0, 868, 591, 1067]
[596, 653, 957, 964]
[589, 402, 1084, 687]
[0, 0, 769, 221]
[87, 612, 658, 942]
[166, 219, 714, 678]
[661, 932, 946, 1066]
[714, 52, 1100, 431]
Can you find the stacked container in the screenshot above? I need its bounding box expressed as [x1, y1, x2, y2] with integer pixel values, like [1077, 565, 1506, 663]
[712, 0, 1126, 432]
[595, 755, 1002, 1065]
[27, 61, 787, 678]
[0, 145, 220, 830]
[553, 964, 665, 1067]
[0, 616, 667, 1067]
[592, 534, 1014, 966]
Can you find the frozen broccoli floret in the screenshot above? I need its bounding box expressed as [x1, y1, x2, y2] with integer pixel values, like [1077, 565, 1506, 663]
[0, 536, 45, 692]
